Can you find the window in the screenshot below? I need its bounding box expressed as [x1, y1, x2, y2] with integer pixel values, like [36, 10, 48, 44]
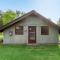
[15, 26, 23, 35]
[41, 26, 49, 35]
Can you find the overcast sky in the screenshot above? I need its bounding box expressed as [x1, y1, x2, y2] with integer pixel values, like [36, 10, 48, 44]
[0, 0, 60, 23]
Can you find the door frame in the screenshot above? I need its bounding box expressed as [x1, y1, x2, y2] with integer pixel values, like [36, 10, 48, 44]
[28, 26, 36, 44]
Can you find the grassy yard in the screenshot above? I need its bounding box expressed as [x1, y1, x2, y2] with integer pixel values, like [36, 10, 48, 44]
[0, 35, 60, 60]
[0, 45, 60, 60]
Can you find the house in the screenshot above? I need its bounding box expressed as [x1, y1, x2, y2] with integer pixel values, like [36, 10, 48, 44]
[0, 10, 60, 44]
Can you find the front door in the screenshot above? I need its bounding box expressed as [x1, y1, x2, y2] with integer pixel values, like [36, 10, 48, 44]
[28, 26, 36, 43]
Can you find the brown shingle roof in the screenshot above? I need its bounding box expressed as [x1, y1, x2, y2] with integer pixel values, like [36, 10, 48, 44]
[0, 10, 60, 32]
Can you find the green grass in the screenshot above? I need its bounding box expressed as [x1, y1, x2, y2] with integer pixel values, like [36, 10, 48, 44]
[0, 45, 60, 60]
[0, 35, 60, 60]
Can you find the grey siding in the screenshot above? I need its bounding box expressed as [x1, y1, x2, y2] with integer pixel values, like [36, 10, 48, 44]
[3, 16, 58, 44]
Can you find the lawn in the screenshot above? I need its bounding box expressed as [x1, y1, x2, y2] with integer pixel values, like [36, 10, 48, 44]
[0, 35, 60, 60]
[0, 45, 60, 60]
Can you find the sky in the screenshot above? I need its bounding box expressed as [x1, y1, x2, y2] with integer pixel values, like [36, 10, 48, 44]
[0, 0, 60, 23]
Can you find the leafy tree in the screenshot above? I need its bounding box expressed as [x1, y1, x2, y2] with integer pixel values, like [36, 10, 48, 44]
[0, 10, 25, 25]
[3, 10, 16, 25]
[3, 10, 25, 25]
[0, 10, 3, 27]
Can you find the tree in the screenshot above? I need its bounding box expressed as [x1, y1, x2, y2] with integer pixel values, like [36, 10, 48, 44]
[57, 18, 60, 26]
[16, 10, 20, 17]
[0, 10, 3, 27]
[0, 10, 25, 25]
[16, 10, 25, 17]
[3, 10, 16, 25]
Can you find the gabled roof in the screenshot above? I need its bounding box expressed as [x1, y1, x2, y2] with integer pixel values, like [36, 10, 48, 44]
[0, 10, 60, 32]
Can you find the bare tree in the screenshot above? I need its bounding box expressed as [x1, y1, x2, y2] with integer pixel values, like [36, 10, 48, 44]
[16, 10, 25, 17]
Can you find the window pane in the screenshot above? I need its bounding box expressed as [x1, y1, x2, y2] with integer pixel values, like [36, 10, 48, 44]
[29, 32, 35, 40]
[15, 26, 23, 35]
[41, 26, 49, 35]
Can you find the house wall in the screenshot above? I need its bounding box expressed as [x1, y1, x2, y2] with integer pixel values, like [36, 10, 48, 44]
[3, 15, 58, 44]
